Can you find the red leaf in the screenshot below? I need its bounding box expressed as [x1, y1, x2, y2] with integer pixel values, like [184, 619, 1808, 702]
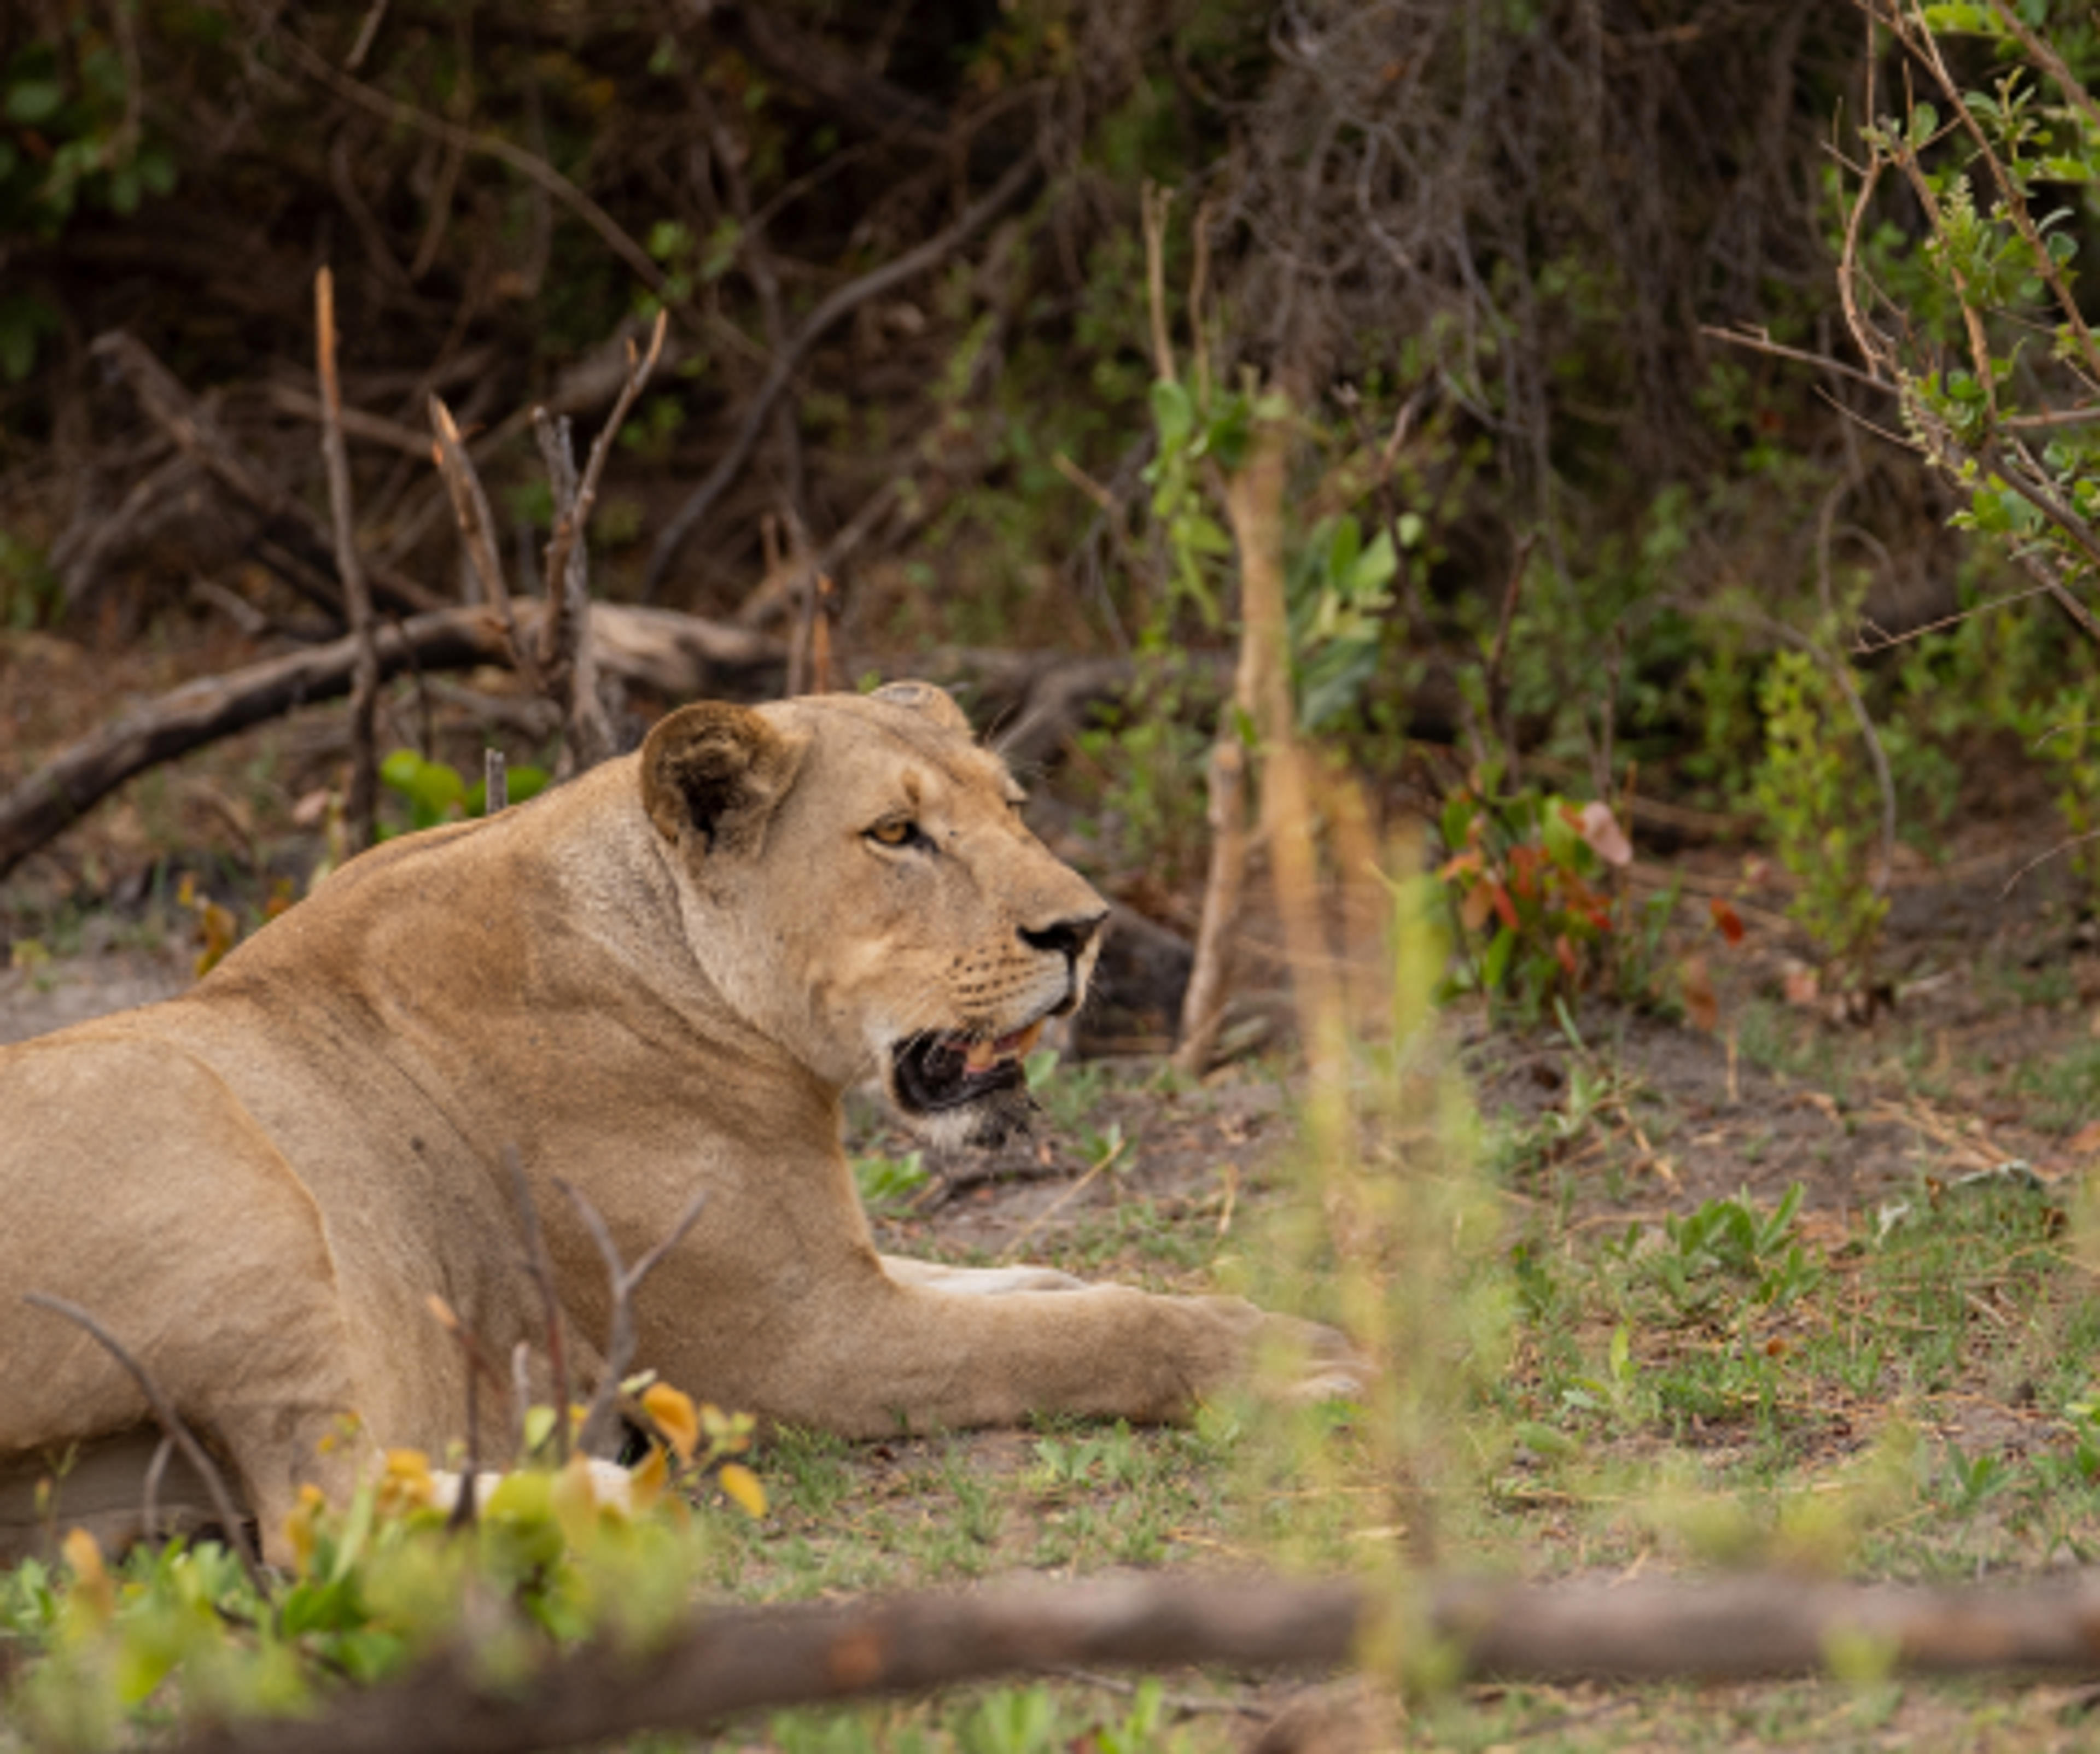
[1460, 881, 1495, 933]
[1554, 933, 1579, 978]
[1710, 898, 1746, 945]
[1578, 801, 1633, 867]
[1490, 880, 1520, 933]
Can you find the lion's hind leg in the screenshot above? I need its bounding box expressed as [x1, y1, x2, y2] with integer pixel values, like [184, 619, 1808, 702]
[0, 1034, 368, 1564]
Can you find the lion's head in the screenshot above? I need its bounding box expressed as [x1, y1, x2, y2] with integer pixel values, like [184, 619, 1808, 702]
[640, 682, 1108, 1143]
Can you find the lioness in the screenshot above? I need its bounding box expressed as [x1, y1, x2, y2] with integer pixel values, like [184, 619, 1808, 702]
[1, 683, 1356, 1563]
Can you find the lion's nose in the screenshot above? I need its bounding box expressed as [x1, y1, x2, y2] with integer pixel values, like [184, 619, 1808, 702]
[1019, 909, 1109, 967]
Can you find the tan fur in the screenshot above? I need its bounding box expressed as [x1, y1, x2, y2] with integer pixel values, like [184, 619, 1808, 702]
[0, 686, 1356, 1563]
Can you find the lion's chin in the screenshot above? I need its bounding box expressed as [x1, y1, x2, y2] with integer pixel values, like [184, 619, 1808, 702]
[888, 1027, 1040, 1148]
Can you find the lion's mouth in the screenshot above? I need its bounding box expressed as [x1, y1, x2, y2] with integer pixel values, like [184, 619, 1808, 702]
[891, 1020, 1046, 1113]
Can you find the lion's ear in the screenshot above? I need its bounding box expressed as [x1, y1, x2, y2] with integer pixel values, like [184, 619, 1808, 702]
[870, 680, 973, 735]
[640, 703, 808, 855]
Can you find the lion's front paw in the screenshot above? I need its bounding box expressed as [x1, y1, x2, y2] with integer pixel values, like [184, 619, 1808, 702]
[1256, 1312, 1376, 1405]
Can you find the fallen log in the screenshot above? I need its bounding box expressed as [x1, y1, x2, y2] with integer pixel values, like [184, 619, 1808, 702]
[0, 631, 1454, 884]
[0, 604, 782, 880]
[165, 1568, 2100, 1754]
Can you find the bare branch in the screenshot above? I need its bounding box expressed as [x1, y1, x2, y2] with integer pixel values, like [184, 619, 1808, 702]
[554, 1180, 709, 1457]
[21, 1293, 265, 1589]
[642, 143, 1045, 600]
[260, 11, 668, 300]
[1141, 180, 1177, 385]
[536, 308, 668, 682]
[1172, 739, 1249, 1078]
[427, 395, 536, 687]
[1483, 531, 1538, 782]
[315, 268, 382, 852]
[527, 313, 661, 775]
[1699, 322, 1893, 392]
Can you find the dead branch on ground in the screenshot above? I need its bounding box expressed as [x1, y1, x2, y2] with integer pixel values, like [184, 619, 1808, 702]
[20, 1293, 265, 1589]
[314, 268, 382, 851]
[0, 603, 781, 881]
[166, 1568, 2100, 1754]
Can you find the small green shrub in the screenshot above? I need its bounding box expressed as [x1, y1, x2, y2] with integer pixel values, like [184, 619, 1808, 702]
[1751, 650, 1887, 984]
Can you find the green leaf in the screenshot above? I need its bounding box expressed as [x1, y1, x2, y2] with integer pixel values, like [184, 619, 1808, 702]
[1482, 922, 1516, 991]
[1908, 100, 1940, 149]
[1149, 378, 1194, 448]
[1608, 1322, 1633, 1384]
[1514, 1419, 1582, 1460]
[1325, 514, 1362, 584]
[1344, 527, 1398, 598]
[522, 1405, 558, 1454]
[379, 748, 424, 792]
[138, 143, 177, 197]
[507, 764, 550, 804]
[1179, 511, 1233, 557]
[4, 81, 65, 125]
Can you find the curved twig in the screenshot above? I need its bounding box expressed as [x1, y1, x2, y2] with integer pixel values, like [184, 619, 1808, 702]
[21, 1293, 266, 1587]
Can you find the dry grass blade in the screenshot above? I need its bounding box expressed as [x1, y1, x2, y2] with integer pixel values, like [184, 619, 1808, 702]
[504, 1147, 571, 1464]
[314, 267, 381, 851]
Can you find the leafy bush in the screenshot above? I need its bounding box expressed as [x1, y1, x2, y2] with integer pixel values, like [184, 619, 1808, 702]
[1750, 651, 1888, 985]
[1436, 786, 1634, 1014]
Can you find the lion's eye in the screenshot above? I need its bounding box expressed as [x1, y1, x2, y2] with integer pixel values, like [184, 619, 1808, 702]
[866, 819, 925, 850]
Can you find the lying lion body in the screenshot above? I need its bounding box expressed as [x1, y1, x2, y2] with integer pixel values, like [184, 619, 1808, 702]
[1, 686, 1342, 1563]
